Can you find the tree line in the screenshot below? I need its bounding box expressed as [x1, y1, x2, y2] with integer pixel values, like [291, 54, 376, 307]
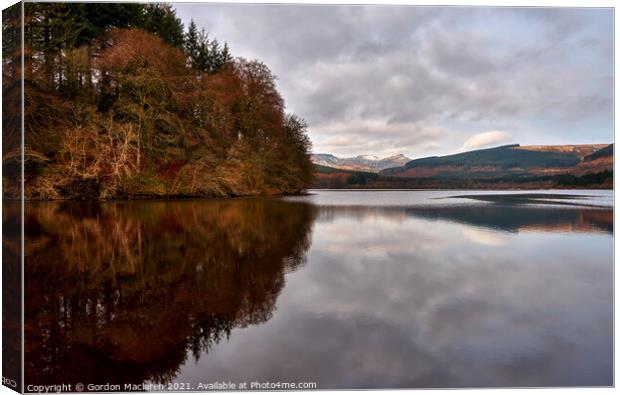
[313, 166, 612, 189]
[3, 3, 313, 199]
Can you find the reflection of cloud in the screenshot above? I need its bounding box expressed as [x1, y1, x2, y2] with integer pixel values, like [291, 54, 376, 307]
[179, 206, 613, 388]
[313, 215, 445, 257]
[461, 227, 509, 246]
[462, 130, 513, 150]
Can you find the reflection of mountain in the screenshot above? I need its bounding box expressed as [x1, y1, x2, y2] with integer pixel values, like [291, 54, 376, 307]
[24, 199, 316, 387]
[406, 205, 613, 234]
[316, 204, 612, 234]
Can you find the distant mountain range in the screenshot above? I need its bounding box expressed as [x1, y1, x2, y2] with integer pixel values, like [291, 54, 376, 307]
[311, 153, 411, 173]
[380, 144, 612, 178]
[313, 144, 613, 189]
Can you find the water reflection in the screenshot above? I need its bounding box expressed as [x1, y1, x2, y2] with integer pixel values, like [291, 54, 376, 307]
[24, 192, 613, 388]
[24, 199, 316, 386]
[3, 203, 22, 390]
[317, 205, 613, 233]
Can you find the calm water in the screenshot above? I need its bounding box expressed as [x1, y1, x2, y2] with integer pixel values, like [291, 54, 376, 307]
[20, 190, 613, 389]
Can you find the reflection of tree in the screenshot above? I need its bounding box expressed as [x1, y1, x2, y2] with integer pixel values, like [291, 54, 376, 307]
[24, 199, 316, 386]
[3, 203, 22, 391]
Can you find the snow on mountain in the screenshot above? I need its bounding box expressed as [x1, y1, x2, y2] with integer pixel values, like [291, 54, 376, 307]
[311, 153, 412, 173]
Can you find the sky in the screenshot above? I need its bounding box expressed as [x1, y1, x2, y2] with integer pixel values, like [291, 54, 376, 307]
[173, 4, 613, 158]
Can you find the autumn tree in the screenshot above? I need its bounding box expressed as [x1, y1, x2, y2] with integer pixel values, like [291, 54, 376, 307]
[21, 3, 314, 200]
[2, 2, 23, 198]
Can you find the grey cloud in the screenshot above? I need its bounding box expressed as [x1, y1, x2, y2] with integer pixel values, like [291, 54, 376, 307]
[174, 5, 613, 157]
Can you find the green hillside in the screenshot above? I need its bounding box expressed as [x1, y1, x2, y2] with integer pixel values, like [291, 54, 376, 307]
[381, 144, 583, 176]
[584, 144, 613, 162]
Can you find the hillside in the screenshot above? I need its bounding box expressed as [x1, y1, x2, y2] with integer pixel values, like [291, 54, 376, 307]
[584, 144, 613, 162]
[313, 144, 613, 189]
[511, 144, 606, 159]
[4, 3, 313, 200]
[313, 165, 379, 188]
[380, 144, 612, 179]
[312, 153, 411, 173]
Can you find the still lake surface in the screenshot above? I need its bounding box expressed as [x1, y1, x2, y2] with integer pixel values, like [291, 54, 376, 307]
[22, 190, 613, 388]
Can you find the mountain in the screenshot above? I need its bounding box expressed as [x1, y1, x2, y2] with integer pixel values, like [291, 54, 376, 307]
[584, 144, 613, 162]
[312, 144, 613, 189]
[380, 144, 611, 178]
[311, 153, 411, 173]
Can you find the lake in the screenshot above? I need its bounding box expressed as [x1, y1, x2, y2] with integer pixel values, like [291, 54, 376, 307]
[20, 189, 613, 389]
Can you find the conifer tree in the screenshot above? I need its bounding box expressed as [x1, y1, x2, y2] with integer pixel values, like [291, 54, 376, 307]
[140, 4, 184, 48]
[221, 43, 232, 65]
[184, 20, 200, 68]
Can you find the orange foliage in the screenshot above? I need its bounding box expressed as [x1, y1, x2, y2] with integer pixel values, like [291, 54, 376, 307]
[23, 27, 314, 199]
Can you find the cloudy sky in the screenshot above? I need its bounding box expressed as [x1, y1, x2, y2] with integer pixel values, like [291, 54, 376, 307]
[174, 4, 613, 158]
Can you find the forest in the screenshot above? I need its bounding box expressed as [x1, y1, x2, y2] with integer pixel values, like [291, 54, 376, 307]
[2, 3, 314, 199]
[313, 165, 613, 189]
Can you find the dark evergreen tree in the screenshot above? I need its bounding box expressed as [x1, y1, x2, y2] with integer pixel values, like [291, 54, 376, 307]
[184, 20, 200, 67]
[140, 4, 184, 48]
[68, 3, 145, 45]
[221, 42, 232, 65]
[184, 20, 231, 74]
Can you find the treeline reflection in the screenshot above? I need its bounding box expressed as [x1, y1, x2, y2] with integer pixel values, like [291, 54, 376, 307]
[24, 197, 611, 388]
[25, 199, 316, 386]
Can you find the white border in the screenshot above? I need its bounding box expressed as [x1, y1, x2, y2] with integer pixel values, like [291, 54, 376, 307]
[0, 1, 616, 395]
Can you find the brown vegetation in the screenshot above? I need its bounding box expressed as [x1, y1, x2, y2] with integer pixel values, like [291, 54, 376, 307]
[512, 144, 607, 159]
[4, 3, 314, 200]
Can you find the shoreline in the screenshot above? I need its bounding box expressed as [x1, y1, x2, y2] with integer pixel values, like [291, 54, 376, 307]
[6, 187, 612, 202]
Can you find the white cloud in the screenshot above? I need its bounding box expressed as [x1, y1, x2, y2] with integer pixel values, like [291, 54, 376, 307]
[312, 119, 449, 157]
[462, 131, 513, 150]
